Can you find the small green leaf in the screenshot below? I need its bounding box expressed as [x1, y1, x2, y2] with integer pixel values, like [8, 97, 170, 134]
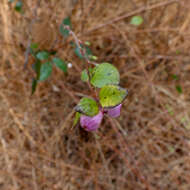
[73, 112, 81, 126]
[89, 55, 98, 60]
[84, 46, 92, 57]
[60, 17, 71, 38]
[15, 1, 23, 12]
[130, 16, 143, 26]
[30, 43, 38, 50]
[176, 85, 182, 94]
[90, 63, 120, 88]
[99, 85, 128, 108]
[81, 69, 89, 82]
[74, 46, 83, 59]
[52, 57, 67, 73]
[172, 74, 179, 80]
[39, 62, 52, 81]
[33, 60, 42, 80]
[36, 51, 49, 61]
[85, 41, 91, 46]
[31, 78, 38, 95]
[88, 67, 94, 78]
[8, 0, 15, 3]
[75, 97, 99, 116]
[62, 17, 71, 26]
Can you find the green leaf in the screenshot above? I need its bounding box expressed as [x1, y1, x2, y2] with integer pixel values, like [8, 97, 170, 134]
[33, 60, 42, 80]
[75, 97, 99, 116]
[130, 16, 143, 26]
[89, 55, 98, 60]
[15, 1, 23, 12]
[60, 17, 71, 38]
[31, 78, 38, 95]
[81, 69, 89, 82]
[176, 85, 182, 94]
[74, 46, 83, 59]
[73, 112, 81, 126]
[90, 63, 120, 88]
[39, 62, 52, 81]
[172, 74, 179, 80]
[52, 57, 67, 73]
[99, 85, 128, 108]
[30, 43, 38, 50]
[84, 41, 91, 46]
[8, 0, 15, 3]
[74, 44, 92, 59]
[36, 51, 49, 61]
[84, 46, 92, 57]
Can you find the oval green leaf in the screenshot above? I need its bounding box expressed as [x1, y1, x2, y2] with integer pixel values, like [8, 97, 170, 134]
[52, 57, 67, 73]
[74, 46, 83, 59]
[60, 17, 71, 38]
[90, 63, 120, 88]
[130, 16, 143, 26]
[81, 69, 89, 82]
[39, 62, 52, 81]
[15, 1, 23, 12]
[75, 97, 99, 117]
[99, 85, 128, 108]
[36, 51, 49, 61]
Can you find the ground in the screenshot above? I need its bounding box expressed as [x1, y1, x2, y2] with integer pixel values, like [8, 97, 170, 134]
[0, 0, 190, 189]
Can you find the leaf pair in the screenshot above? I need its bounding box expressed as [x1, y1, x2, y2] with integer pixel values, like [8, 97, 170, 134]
[75, 85, 128, 117]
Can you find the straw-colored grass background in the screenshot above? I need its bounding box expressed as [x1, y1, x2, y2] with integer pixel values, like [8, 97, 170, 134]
[1, 0, 190, 189]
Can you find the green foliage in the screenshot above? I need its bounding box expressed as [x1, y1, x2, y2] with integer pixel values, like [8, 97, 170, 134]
[31, 79, 38, 95]
[15, 1, 23, 13]
[73, 112, 81, 126]
[36, 51, 49, 61]
[130, 16, 143, 26]
[39, 62, 52, 81]
[99, 85, 128, 108]
[33, 60, 42, 80]
[74, 43, 93, 59]
[30, 43, 38, 50]
[30, 44, 68, 94]
[52, 57, 67, 73]
[84, 41, 91, 46]
[176, 85, 182, 94]
[60, 17, 71, 38]
[172, 74, 179, 80]
[75, 97, 99, 116]
[81, 69, 89, 82]
[90, 63, 120, 88]
[74, 46, 83, 59]
[89, 55, 98, 60]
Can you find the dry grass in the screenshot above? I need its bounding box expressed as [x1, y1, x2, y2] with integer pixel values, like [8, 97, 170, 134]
[0, 0, 190, 189]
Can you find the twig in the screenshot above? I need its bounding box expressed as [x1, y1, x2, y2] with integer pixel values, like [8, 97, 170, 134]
[64, 25, 97, 66]
[62, 25, 99, 99]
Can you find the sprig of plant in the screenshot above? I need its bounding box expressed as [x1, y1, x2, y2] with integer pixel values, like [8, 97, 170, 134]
[58, 17, 128, 131]
[27, 16, 128, 131]
[9, 0, 23, 13]
[30, 44, 67, 94]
